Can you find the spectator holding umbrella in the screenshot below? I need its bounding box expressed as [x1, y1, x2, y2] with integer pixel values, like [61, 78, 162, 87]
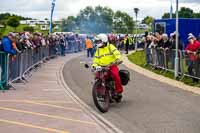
[185, 35, 200, 83]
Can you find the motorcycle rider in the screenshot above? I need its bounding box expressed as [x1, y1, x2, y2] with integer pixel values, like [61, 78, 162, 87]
[92, 34, 123, 98]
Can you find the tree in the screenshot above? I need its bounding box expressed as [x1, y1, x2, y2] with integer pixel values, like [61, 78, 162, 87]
[0, 13, 32, 21]
[162, 13, 175, 19]
[61, 6, 134, 34]
[0, 13, 11, 20]
[162, 7, 197, 19]
[76, 6, 114, 33]
[61, 16, 77, 32]
[113, 10, 134, 34]
[7, 16, 20, 30]
[142, 16, 154, 25]
[194, 13, 200, 18]
[179, 7, 194, 18]
[23, 26, 34, 32]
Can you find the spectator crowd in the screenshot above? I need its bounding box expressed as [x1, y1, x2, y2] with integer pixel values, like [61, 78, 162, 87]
[1, 30, 200, 89]
[144, 32, 200, 83]
[0, 31, 86, 89]
[0, 32, 89, 57]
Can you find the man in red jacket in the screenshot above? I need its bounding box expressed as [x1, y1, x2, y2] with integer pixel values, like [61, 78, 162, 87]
[185, 35, 200, 83]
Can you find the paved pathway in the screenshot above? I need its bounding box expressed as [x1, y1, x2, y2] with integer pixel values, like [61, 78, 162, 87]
[63, 56, 200, 133]
[0, 54, 108, 133]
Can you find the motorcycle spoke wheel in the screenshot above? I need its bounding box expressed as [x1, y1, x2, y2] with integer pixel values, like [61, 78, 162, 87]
[92, 81, 110, 113]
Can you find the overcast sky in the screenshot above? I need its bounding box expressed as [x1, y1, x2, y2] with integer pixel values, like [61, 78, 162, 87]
[0, 0, 200, 20]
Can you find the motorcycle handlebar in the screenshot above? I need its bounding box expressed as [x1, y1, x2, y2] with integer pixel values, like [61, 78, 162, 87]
[91, 60, 123, 73]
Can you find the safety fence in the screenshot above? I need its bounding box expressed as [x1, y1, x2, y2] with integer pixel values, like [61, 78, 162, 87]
[145, 48, 200, 80]
[0, 45, 58, 92]
[0, 52, 8, 91]
[66, 40, 85, 53]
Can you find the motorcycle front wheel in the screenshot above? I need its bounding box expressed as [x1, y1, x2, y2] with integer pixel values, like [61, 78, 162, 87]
[92, 80, 110, 113]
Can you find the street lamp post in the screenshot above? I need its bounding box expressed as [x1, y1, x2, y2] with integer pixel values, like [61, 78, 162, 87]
[175, 0, 179, 78]
[49, 0, 56, 34]
[170, 0, 173, 19]
[134, 8, 139, 51]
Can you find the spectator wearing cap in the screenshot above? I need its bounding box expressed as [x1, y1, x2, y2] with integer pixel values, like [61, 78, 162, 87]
[168, 32, 183, 70]
[2, 32, 17, 55]
[169, 32, 183, 50]
[1, 32, 17, 88]
[185, 35, 200, 83]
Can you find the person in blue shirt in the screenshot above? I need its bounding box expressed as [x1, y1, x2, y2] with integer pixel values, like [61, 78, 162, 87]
[2, 32, 17, 55]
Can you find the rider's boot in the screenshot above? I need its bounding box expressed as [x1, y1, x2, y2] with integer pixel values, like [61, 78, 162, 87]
[113, 92, 123, 100]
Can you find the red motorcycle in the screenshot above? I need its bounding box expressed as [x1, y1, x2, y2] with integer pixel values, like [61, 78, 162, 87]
[85, 61, 130, 113]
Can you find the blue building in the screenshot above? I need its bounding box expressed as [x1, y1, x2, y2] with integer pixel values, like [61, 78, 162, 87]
[154, 18, 200, 47]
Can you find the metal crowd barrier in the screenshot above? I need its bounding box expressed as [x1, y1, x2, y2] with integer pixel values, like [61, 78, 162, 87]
[0, 41, 85, 91]
[0, 52, 8, 91]
[0, 46, 52, 91]
[66, 40, 82, 53]
[145, 48, 200, 81]
[180, 51, 200, 80]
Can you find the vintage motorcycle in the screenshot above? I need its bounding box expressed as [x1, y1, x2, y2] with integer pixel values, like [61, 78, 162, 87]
[85, 61, 130, 113]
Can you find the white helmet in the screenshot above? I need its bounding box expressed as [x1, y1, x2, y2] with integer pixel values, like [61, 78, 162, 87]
[96, 34, 108, 43]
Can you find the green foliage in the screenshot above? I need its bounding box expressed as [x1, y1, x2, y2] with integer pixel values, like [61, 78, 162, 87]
[142, 16, 154, 25]
[162, 13, 176, 19]
[0, 13, 31, 21]
[7, 16, 20, 30]
[76, 6, 114, 33]
[61, 5, 134, 34]
[61, 16, 77, 32]
[127, 51, 146, 67]
[23, 26, 35, 32]
[179, 7, 194, 18]
[194, 13, 200, 18]
[113, 10, 134, 34]
[0, 25, 48, 37]
[162, 7, 200, 19]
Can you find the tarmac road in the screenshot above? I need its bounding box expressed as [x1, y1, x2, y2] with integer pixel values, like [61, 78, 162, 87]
[63, 56, 200, 133]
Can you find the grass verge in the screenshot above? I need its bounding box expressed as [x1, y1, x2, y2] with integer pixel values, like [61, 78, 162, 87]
[127, 50, 200, 87]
